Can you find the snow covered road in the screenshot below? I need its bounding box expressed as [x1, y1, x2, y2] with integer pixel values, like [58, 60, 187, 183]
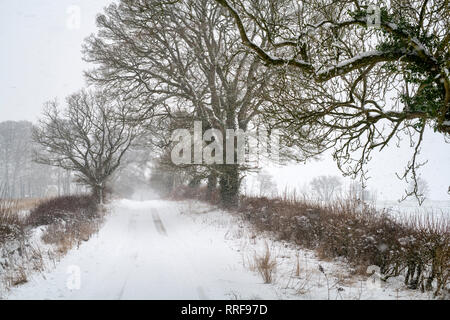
[6, 199, 284, 300]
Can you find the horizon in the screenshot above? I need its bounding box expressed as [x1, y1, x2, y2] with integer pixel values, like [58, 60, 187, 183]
[0, 0, 449, 202]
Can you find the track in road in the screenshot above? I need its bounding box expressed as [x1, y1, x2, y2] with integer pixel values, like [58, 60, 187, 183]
[7, 199, 281, 300]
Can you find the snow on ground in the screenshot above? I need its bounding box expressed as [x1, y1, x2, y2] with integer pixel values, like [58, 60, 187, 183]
[5, 199, 285, 299]
[179, 201, 433, 300]
[3, 197, 435, 300]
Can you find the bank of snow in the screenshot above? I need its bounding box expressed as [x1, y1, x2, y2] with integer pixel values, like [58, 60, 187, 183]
[5, 199, 434, 300]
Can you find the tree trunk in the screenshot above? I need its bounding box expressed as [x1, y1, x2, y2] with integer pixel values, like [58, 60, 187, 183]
[219, 164, 240, 208]
[206, 170, 217, 199]
[92, 184, 105, 204]
[188, 175, 201, 188]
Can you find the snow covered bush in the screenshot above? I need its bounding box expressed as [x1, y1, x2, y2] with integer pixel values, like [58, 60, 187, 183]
[173, 183, 449, 296]
[27, 195, 98, 227]
[170, 185, 221, 206]
[237, 195, 449, 297]
[254, 244, 277, 284]
[26, 195, 102, 255]
[1, 194, 103, 295]
[0, 197, 27, 261]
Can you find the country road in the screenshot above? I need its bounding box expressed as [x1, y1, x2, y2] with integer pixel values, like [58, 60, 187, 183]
[7, 199, 283, 300]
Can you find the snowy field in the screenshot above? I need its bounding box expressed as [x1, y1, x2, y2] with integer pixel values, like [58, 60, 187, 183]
[376, 200, 450, 225]
[376, 200, 450, 222]
[3, 197, 436, 300]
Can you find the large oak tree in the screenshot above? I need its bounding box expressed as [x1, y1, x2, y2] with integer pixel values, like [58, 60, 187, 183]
[33, 90, 139, 203]
[83, 0, 276, 207]
[215, 0, 449, 200]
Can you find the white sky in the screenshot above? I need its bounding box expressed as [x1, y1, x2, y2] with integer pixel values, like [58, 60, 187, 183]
[0, 0, 448, 201]
[262, 127, 450, 201]
[0, 0, 111, 122]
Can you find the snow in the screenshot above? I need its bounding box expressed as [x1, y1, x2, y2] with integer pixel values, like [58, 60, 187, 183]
[376, 199, 450, 223]
[317, 51, 385, 76]
[3, 197, 436, 300]
[4, 199, 284, 299]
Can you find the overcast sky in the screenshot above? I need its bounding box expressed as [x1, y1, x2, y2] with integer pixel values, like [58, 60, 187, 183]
[0, 0, 448, 201]
[0, 0, 111, 122]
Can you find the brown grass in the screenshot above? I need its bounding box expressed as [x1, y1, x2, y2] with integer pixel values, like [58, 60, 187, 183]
[1, 193, 102, 293]
[237, 195, 449, 297]
[0, 199, 26, 248]
[10, 198, 47, 215]
[175, 185, 449, 297]
[42, 219, 101, 256]
[254, 244, 278, 284]
[4, 266, 28, 287]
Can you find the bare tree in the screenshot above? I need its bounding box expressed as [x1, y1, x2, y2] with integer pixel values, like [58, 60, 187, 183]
[33, 90, 139, 204]
[83, 0, 274, 207]
[214, 0, 449, 202]
[405, 177, 430, 205]
[310, 175, 342, 202]
[256, 170, 277, 197]
[0, 121, 58, 198]
[347, 181, 377, 203]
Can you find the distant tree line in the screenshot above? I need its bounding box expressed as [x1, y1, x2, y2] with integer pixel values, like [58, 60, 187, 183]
[0, 121, 78, 199]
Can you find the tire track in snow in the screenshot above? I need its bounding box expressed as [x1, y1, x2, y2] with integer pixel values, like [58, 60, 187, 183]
[7, 199, 283, 300]
[151, 208, 167, 236]
[151, 206, 209, 299]
[118, 213, 140, 300]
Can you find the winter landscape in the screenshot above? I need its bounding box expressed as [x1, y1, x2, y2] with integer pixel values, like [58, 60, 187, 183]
[0, 0, 449, 304]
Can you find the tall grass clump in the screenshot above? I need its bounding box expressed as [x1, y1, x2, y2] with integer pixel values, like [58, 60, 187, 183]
[0, 186, 26, 247]
[254, 244, 278, 284]
[1, 191, 102, 293]
[27, 194, 98, 227]
[27, 194, 102, 255]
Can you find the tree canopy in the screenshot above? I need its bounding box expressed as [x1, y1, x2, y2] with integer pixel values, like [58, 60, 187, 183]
[214, 0, 449, 200]
[33, 90, 139, 203]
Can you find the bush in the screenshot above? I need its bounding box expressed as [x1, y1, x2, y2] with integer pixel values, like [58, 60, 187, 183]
[237, 195, 449, 297]
[254, 244, 277, 284]
[27, 195, 98, 227]
[0, 199, 25, 246]
[160, 185, 450, 297]
[170, 185, 220, 205]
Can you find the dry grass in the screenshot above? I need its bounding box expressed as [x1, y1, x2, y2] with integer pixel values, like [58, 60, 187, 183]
[4, 266, 28, 287]
[254, 244, 278, 284]
[9, 198, 47, 215]
[1, 192, 102, 294]
[176, 185, 449, 297]
[0, 197, 46, 225]
[236, 194, 450, 297]
[1, 194, 32, 291]
[42, 219, 101, 256]
[0, 199, 26, 249]
[0, 192, 46, 246]
[295, 254, 301, 278]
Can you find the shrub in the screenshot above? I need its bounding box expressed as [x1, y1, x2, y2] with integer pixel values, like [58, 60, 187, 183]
[254, 244, 277, 284]
[170, 185, 220, 205]
[0, 198, 25, 246]
[27, 195, 98, 227]
[237, 195, 449, 297]
[164, 185, 450, 297]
